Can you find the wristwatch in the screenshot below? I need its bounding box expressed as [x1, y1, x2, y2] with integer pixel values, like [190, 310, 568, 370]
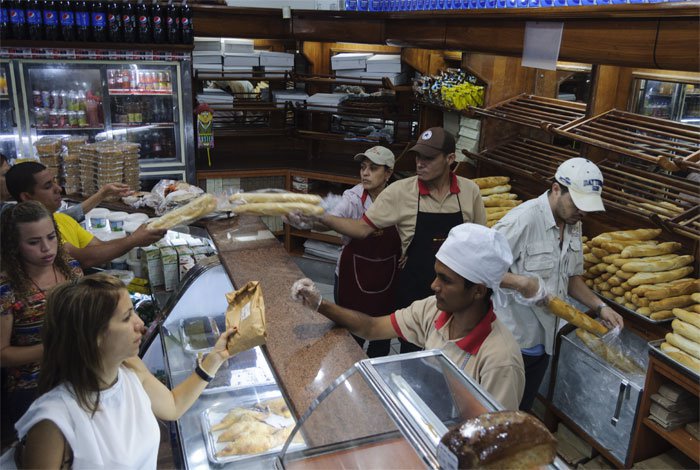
[195, 361, 214, 383]
[595, 304, 607, 316]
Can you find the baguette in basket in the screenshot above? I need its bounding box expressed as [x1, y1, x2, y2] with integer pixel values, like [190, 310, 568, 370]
[148, 194, 218, 230]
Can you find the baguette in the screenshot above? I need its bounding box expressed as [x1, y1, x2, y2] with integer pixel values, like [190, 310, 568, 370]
[585, 279, 594, 288]
[233, 202, 325, 216]
[613, 254, 678, 268]
[606, 264, 619, 274]
[624, 302, 636, 310]
[692, 305, 700, 314]
[584, 253, 601, 264]
[472, 176, 510, 189]
[482, 193, 517, 201]
[598, 282, 611, 291]
[583, 245, 590, 254]
[650, 310, 674, 320]
[672, 319, 700, 343]
[487, 210, 510, 222]
[645, 279, 700, 301]
[611, 287, 626, 296]
[591, 229, 662, 246]
[602, 254, 622, 264]
[485, 207, 512, 215]
[608, 276, 623, 287]
[483, 198, 521, 208]
[660, 342, 700, 372]
[616, 270, 634, 280]
[600, 272, 613, 281]
[547, 297, 608, 336]
[480, 184, 511, 196]
[591, 248, 609, 259]
[693, 293, 700, 304]
[627, 267, 694, 287]
[632, 278, 696, 297]
[229, 192, 322, 204]
[148, 194, 218, 230]
[649, 295, 695, 312]
[614, 296, 626, 304]
[637, 307, 651, 316]
[621, 241, 682, 259]
[672, 308, 700, 329]
[600, 240, 658, 254]
[576, 329, 644, 374]
[665, 332, 700, 360]
[621, 255, 694, 273]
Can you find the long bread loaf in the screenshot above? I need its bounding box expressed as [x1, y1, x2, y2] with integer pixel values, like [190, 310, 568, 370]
[591, 229, 662, 246]
[480, 184, 511, 196]
[645, 279, 700, 300]
[148, 194, 218, 230]
[483, 198, 521, 208]
[233, 202, 324, 216]
[631, 278, 696, 297]
[672, 319, 700, 343]
[649, 295, 695, 312]
[600, 240, 658, 254]
[673, 308, 700, 329]
[229, 192, 322, 204]
[650, 310, 674, 320]
[627, 267, 694, 287]
[666, 332, 700, 360]
[621, 255, 694, 273]
[546, 297, 608, 336]
[613, 254, 678, 268]
[482, 193, 518, 201]
[472, 176, 510, 189]
[660, 342, 700, 373]
[620, 242, 682, 258]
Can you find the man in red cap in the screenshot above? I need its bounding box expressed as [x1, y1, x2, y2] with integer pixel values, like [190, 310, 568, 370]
[287, 127, 486, 353]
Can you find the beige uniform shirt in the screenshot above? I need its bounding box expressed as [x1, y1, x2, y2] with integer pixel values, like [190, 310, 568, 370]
[363, 174, 486, 256]
[493, 192, 584, 355]
[391, 296, 525, 410]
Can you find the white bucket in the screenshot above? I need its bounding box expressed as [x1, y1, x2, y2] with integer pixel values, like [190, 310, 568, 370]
[87, 208, 110, 230]
[108, 212, 129, 232]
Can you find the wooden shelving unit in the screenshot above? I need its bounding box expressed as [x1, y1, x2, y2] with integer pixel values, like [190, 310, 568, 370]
[471, 93, 587, 129]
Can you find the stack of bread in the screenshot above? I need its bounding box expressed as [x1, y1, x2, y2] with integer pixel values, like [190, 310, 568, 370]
[660, 306, 700, 373]
[62, 135, 88, 195]
[473, 176, 522, 227]
[582, 229, 698, 321]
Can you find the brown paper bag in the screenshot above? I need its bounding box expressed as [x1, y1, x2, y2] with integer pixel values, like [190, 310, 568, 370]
[225, 281, 267, 355]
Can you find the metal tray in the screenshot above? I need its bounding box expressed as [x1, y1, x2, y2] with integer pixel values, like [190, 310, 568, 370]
[648, 339, 700, 382]
[178, 315, 225, 353]
[200, 392, 304, 465]
[201, 347, 276, 395]
[596, 293, 673, 325]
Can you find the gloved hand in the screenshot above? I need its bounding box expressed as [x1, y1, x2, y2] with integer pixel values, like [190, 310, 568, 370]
[291, 278, 323, 311]
[512, 275, 549, 306]
[282, 211, 316, 231]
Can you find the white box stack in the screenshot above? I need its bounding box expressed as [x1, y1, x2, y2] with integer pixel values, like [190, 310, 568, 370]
[306, 93, 349, 111]
[365, 54, 403, 73]
[331, 52, 373, 71]
[259, 51, 295, 72]
[221, 38, 255, 54]
[193, 37, 222, 73]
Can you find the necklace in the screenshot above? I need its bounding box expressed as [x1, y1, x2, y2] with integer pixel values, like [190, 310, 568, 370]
[29, 265, 58, 293]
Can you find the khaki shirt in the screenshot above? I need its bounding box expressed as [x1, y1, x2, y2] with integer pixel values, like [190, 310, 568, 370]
[391, 296, 525, 410]
[493, 192, 584, 355]
[363, 174, 486, 256]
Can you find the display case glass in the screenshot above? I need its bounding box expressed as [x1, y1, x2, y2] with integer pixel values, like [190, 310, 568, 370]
[632, 78, 700, 124]
[0, 60, 22, 160]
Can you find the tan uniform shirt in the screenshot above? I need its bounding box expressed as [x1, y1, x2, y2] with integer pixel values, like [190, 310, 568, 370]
[493, 192, 584, 355]
[391, 296, 525, 410]
[363, 174, 486, 256]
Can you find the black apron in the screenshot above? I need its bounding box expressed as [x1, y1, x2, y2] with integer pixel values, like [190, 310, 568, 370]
[396, 191, 464, 353]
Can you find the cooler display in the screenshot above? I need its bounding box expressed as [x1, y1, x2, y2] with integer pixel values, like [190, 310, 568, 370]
[632, 78, 700, 124]
[0, 60, 22, 160]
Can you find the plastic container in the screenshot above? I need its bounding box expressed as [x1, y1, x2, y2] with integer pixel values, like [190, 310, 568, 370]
[126, 212, 150, 225]
[108, 211, 129, 232]
[87, 208, 110, 230]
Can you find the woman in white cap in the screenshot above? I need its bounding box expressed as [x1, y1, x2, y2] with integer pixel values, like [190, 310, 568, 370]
[290, 146, 400, 358]
[291, 223, 545, 410]
[493, 157, 624, 411]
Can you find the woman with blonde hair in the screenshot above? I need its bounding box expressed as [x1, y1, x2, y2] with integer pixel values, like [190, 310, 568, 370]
[15, 274, 236, 468]
[0, 201, 83, 443]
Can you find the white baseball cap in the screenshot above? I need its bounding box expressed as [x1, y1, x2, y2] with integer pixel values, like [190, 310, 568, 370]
[554, 158, 605, 212]
[436, 223, 513, 292]
[353, 146, 395, 169]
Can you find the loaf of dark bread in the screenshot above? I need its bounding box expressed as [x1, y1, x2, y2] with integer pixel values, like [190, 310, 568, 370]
[439, 411, 557, 469]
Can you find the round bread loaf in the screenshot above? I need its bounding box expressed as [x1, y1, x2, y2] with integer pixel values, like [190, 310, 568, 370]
[439, 411, 557, 469]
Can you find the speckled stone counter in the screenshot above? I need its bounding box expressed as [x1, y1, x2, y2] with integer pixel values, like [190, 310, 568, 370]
[206, 215, 368, 418]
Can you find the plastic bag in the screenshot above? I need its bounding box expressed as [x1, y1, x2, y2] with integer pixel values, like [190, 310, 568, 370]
[577, 327, 645, 376]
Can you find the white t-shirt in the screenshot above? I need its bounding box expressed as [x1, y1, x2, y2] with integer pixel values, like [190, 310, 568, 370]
[16, 366, 160, 469]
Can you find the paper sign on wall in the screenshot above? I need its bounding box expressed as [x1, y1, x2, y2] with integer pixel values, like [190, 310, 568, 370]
[522, 21, 564, 71]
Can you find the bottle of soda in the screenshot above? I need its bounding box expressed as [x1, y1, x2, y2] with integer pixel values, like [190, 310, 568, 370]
[180, 0, 191, 44]
[90, 0, 106, 41]
[121, 0, 135, 42]
[165, 0, 178, 44]
[25, 0, 42, 40]
[0, 0, 9, 40]
[150, 0, 163, 43]
[136, 0, 150, 42]
[106, 0, 121, 42]
[42, 0, 59, 40]
[58, 0, 75, 41]
[75, 0, 90, 41]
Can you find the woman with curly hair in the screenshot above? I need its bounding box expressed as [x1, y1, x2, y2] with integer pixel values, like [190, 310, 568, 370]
[0, 201, 82, 443]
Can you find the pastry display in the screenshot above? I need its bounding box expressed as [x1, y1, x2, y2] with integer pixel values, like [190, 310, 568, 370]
[474, 176, 523, 227]
[439, 411, 557, 469]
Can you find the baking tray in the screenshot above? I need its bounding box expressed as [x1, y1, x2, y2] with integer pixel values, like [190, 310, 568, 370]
[596, 293, 673, 325]
[202, 347, 276, 395]
[200, 392, 305, 465]
[178, 315, 226, 353]
[648, 339, 700, 382]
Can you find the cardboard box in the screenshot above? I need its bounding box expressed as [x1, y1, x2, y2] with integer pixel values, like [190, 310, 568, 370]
[175, 245, 195, 281]
[144, 245, 164, 288]
[331, 52, 373, 70]
[221, 38, 255, 54]
[259, 51, 295, 67]
[223, 52, 260, 67]
[160, 247, 179, 292]
[366, 54, 402, 73]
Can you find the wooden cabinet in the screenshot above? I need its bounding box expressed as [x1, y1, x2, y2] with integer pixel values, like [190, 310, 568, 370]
[629, 354, 700, 465]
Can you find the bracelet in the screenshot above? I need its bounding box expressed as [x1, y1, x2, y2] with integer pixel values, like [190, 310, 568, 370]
[194, 363, 214, 383]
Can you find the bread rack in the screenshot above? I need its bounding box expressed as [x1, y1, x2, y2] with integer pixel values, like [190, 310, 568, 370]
[470, 93, 587, 129]
[553, 109, 700, 173]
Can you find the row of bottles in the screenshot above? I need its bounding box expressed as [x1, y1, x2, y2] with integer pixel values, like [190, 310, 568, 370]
[112, 95, 173, 124]
[1, 0, 192, 44]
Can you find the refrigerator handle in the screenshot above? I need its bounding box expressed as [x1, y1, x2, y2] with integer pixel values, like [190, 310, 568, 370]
[611, 380, 630, 426]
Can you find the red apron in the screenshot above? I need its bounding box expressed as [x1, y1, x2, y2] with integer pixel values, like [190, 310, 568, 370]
[337, 192, 401, 317]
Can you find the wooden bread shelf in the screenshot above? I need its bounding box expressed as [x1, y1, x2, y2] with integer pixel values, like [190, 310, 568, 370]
[554, 109, 700, 172]
[642, 417, 699, 461]
[470, 93, 587, 129]
[194, 70, 292, 83]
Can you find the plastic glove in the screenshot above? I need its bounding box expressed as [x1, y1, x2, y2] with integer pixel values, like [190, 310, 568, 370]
[512, 275, 549, 306]
[291, 278, 323, 311]
[282, 211, 316, 231]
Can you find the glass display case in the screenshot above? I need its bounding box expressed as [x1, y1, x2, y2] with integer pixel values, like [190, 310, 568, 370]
[0, 60, 23, 160]
[632, 78, 700, 124]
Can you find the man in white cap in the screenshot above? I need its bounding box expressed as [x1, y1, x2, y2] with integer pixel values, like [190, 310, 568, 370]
[291, 223, 546, 410]
[493, 157, 624, 411]
[287, 128, 487, 355]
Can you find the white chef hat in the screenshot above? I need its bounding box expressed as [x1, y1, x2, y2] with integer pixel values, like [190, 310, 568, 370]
[436, 223, 513, 294]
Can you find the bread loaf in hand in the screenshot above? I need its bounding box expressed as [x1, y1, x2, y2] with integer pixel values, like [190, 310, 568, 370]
[148, 193, 218, 230]
[229, 192, 322, 204]
[546, 297, 608, 336]
[233, 202, 324, 216]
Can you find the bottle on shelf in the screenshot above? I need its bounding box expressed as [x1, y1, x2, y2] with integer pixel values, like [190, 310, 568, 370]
[8, 0, 27, 40]
[150, 0, 163, 43]
[42, 0, 58, 40]
[25, 0, 43, 40]
[75, 0, 90, 41]
[165, 0, 179, 44]
[1, 0, 10, 40]
[107, 0, 121, 42]
[136, 0, 150, 42]
[58, 0, 75, 41]
[180, 0, 191, 44]
[121, 0, 135, 42]
[91, 0, 107, 42]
